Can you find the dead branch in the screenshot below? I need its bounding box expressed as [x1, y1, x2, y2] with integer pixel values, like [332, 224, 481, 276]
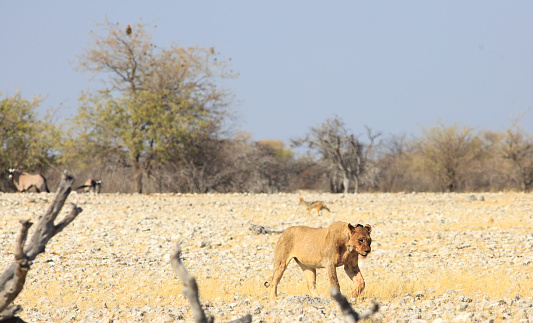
[0, 220, 32, 318]
[170, 244, 213, 323]
[170, 243, 252, 323]
[0, 171, 82, 321]
[330, 287, 379, 323]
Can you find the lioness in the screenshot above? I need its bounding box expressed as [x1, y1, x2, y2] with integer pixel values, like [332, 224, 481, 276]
[267, 221, 372, 299]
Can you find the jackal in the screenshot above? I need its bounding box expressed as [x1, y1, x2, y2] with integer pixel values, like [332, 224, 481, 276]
[298, 197, 330, 216]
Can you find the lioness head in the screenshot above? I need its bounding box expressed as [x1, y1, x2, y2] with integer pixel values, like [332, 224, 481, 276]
[347, 223, 372, 257]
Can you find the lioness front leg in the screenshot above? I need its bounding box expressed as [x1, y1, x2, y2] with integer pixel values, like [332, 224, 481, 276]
[344, 264, 365, 297]
[326, 263, 341, 294]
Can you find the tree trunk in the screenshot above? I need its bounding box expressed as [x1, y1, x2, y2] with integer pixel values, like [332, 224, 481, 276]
[132, 155, 143, 193]
[343, 172, 350, 194]
[353, 175, 360, 194]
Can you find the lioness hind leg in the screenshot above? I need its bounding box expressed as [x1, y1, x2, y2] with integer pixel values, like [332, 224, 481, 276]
[344, 265, 365, 297]
[294, 259, 319, 297]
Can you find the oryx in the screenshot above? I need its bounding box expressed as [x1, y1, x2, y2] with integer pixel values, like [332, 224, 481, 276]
[8, 168, 50, 193]
[76, 178, 102, 194]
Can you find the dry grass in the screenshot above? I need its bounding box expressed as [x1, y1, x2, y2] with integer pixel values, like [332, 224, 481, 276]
[16, 272, 188, 310]
[363, 267, 533, 301]
[15, 265, 532, 321]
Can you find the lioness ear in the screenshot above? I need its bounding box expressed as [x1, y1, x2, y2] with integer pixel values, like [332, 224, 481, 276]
[364, 224, 372, 234]
[348, 223, 355, 231]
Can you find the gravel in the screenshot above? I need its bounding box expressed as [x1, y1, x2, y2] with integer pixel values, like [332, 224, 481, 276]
[0, 191, 532, 322]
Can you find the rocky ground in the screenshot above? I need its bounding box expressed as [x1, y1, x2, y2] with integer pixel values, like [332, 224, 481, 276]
[1, 191, 533, 322]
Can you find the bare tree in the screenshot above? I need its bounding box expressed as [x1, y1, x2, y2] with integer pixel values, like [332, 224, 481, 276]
[0, 172, 82, 321]
[293, 116, 381, 193]
[375, 134, 412, 192]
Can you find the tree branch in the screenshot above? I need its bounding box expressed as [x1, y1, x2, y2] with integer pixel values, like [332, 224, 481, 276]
[0, 220, 32, 317]
[0, 305, 23, 321]
[170, 243, 252, 323]
[170, 244, 214, 323]
[22, 172, 80, 260]
[0, 171, 82, 321]
[330, 287, 379, 323]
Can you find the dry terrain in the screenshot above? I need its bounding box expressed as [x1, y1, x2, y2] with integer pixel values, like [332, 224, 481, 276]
[1, 191, 533, 322]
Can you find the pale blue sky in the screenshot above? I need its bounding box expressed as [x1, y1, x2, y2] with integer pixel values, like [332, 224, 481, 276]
[2, 1, 533, 144]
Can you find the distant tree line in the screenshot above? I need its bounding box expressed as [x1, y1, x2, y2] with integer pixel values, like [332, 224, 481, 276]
[2, 20, 533, 194]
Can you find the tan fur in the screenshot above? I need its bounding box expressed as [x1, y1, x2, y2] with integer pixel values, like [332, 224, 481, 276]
[299, 197, 330, 216]
[267, 221, 372, 299]
[8, 169, 49, 193]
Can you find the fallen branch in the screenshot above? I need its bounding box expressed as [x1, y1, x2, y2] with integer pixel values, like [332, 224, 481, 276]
[330, 287, 379, 323]
[248, 224, 282, 235]
[170, 243, 252, 323]
[0, 171, 82, 321]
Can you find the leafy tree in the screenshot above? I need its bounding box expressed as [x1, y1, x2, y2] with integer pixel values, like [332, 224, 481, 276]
[462, 130, 513, 192]
[413, 122, 482, 192]
[0, 92, 60, 190]
[500, 121, 533, 192]
[258, 139, 294, 160]
[293, 116, 380, 193]
[66, 19, 236, 193]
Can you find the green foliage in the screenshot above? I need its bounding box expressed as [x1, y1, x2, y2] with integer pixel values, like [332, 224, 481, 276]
[0, 92, 60, 173]
[257, 139, 295, 160]
[66, 19, 236, 192]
